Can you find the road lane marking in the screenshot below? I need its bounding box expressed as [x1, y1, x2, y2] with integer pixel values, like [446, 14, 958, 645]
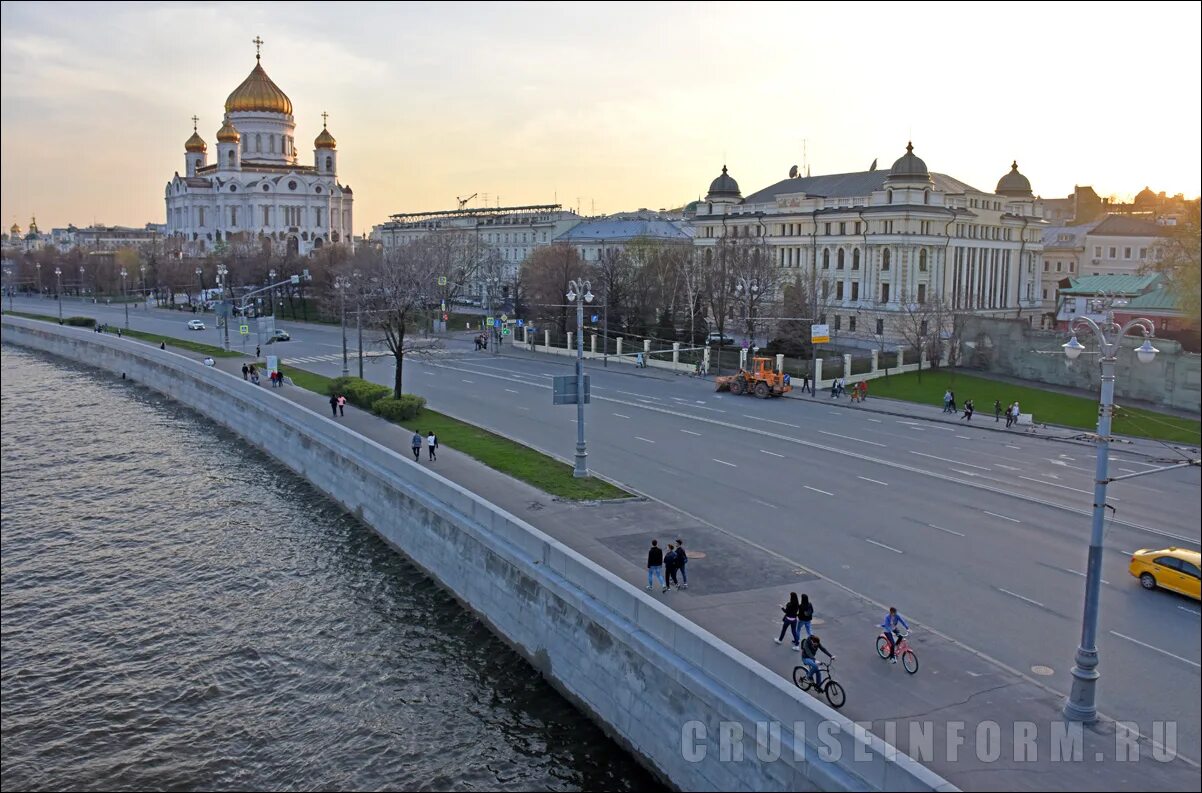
[1058, 567, 1110, 585]
[612, 413, 631, 419]
[829, 410, 843, 415]
[865, 539, 903, 554]
[908, 426, 926, 431]
[1119, 468, 1139, 474]
[998, 588, 1045, 608]
[1005, 444, 1022, 450]
[819, 430, 886, 447]
[760, 449, 786, 458]
[983, 510, 1022, 523]
[635, 436, 655, 444]
[691, 405, 727, 413]
[996, 464, 1022, 471]
[868, 418, 882, 423]
[804, 485, 833, 496]
[857, 476, 888, 486]
[504, 388, 519, 393]
[1059, 455, 1077, 461]
[461, 378, 475, 383]
[956, 435, 971, 439]
[1180, 606, 1201, 617]
[928, 524, 965, 537]
[753, 498, 779, 509]
[898, 420, 921, 425]
[910, 451, 990, 470]
[744, 415, 802, 428]
[713, 458, 737, 467]
[1019, 475, 1108, 499]
[681, 429, 702, 436]
[1109, 631, 1201, 669]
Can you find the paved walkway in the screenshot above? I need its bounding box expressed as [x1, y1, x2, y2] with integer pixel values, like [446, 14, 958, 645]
[158, 344, 1197, 790]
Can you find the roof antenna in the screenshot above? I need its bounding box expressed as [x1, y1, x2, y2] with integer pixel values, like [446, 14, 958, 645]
[804, 138, 810, 177]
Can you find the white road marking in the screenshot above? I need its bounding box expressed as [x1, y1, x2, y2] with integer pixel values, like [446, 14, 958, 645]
[910, 451, 990, 470]
[1005, 444, 1022, 450]
[618, 390, 644, 397]
[1179, 606, 1202, 617]
[804, 485, 834, 496]
[1042, 472, 1061, 479]
[956, 435, 971, 439]
[983, 510, 1022, 523]
[760, 449, 786, 458]
[636, 436, 655, 444]
[461, 378, 475, 383]
[952, 469, 979, 477]
[995, 463, 1022, 471]
[713, 458, 737, 467]
[612, 413, 631, 419]
[691, 405, 727, 413]
[504, 388, 519, 393]
[518, 406, 530, 411]
[998, 588, 1045, 608]
[818, 430, 886, 447]
[966, 671, 983, 677]
[1020, 475, 1118, 500]
[680, 429, 702, 436]
[1059, 567, 1110, 585]
[898, 420, 921, 425]
[1114, 459, 1160, 468]
[829, 410, 843, 415]
[1109, 631, 1201, 669]
[865, 538, 903, 554]
[908, 426, 926, 431]
[743, 414, 802, 428]
[857, 476, 888, 486]
[930, 426, 958, 432]
[1119, 468, 1139, 474]
[868, 418, 882, 423]
[1059, 455, 1077, 461]
[928, 523, 965, 537]
[753, 498, 779, 509]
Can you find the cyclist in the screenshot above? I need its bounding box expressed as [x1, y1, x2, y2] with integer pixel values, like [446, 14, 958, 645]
[880, 607, 910, 663]
[799, 634, 834, 686]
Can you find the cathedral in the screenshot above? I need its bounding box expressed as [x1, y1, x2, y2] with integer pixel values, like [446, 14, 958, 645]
[164, 39, 354, 258]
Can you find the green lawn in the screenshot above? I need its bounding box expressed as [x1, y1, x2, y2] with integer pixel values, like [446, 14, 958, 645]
[4, 310, 243, 359]
[866, 369, 1201, 444]
[4, 310, 62, 323]
[274, 364, 631, 501]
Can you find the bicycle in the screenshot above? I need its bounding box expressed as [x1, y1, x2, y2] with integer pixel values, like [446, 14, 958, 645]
[875, 628, 919, 674]
[791, 660, 846, 709]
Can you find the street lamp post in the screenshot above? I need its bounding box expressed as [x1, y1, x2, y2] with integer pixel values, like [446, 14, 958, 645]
[566, 279, 593, 478]
[120, 268, 129, 328]
[216, 263, 230, 351]
[335, 275, 350, 376]
[36, 262, 42, 295]
[139, 264, 147, 301]
[54, 267, 62, 320]
[734, 276, 759, 363]
[3, 267, 12, 311]
[1060, 301, 1158, 723]
[268, 269, 277, 316]
[79, 266, 86, 302]
[353, 269, 364, 379]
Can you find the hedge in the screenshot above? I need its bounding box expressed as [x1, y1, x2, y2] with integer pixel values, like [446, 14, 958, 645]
[327, 375, 392, 409]
[371, 394, 427, 422]
[64, 316, 97, 327]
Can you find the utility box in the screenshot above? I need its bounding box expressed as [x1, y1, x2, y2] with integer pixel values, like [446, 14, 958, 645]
[553, 375, 591, 405]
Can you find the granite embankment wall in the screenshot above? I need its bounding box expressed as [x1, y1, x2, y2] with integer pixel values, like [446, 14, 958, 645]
[2, 317, 953, 793]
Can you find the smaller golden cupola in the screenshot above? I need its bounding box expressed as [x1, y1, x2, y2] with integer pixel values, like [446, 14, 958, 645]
[216, 115, 241, 143]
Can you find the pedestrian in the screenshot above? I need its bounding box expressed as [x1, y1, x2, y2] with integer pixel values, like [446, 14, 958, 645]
[329, 393, 339, 417]
[1011, 400, 1021, 427]
[943, 389, 952, 413]
[427, 430, 438, 461]
[160, 341, 166, 350]
[801, 371, 811, 395]
[860, 381, 868, 401]
[960, 398, 974, 421]
[251, 370, 260, 385]
[994, 399, 1003, 422]
[830, 378, 838, 399]
[474, 334, 481, 351]
[411, 431, 423, 461]
[646, 539, 667, 593]
[675, 538, 689, 589]
[242, 364, 249, 380]
[799, 593, 814, 637]
[948, 390, 957, 413]
[776, 592, 801, 649]
[664, 543, 679, 588]
[337, 394, 347, 417]
[256, 345, 261, 358]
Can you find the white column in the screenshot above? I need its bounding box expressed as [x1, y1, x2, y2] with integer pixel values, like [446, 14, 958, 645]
[775, 353, 784, 372]
[616, 337, 623, 359]
[673, 341, 681, 364]
[897, 345, 905, 367]
[543, 329, 550, 350]
[870, 349, 879, 372]
[814, 357, 824, 387]
[591, 333, 597, 354]
[567, 331, 573, 351]
[843, 353, 852, 380]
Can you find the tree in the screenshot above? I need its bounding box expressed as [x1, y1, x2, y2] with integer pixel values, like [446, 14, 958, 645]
[893, 292, 958, 381]
[520, 243, 586, 338]
[1145, 207, 1201, 324]
[356, 239, 442, 397]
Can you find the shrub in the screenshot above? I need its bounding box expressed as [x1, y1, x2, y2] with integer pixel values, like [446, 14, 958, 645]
[64, 316, 97, 327]
[371, 394, 427, 423]
[327, 375, 392, 409]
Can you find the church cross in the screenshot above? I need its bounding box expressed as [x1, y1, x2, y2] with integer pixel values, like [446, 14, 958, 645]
[192, 115, 199, 132]
[322, 111, 329, 128]
[253, 35, 264, 60]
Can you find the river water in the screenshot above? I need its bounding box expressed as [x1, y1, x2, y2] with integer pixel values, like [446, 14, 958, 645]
[0, 346, 657, 791]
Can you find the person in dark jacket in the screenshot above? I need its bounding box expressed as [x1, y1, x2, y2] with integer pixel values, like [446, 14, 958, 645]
[675, 538, 688, 589]
[776, 592, 801, 648]
[242, 364, 250, 380]
[664, 544, 679, 589]
[798, 593, 814, 638]
[800, 635, 834, 686]
[329, 393, 339, 417]
[411, 431, 423, 462]
[646, 539, 666, 592]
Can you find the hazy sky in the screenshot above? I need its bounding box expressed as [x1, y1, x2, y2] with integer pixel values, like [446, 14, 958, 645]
[2, 1, 1199, 233]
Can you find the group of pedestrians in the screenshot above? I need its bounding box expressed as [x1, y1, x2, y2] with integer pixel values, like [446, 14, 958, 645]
[847, 381, 868, 402]
[241, 362, 284, 387]
[1002, 400, 1022, 427]
[943, 390, 1021, 426]
[645, 538, 689, 593]
[473, 333, 489, 351]
[775, 592, 815, 649]
[329, 392, 347, 416]
[410, 430, 439, 461]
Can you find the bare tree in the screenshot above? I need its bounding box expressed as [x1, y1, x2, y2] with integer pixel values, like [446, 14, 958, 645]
[893, 292, 957, 381]
[1144, 206, 1201, 324]
[356, 239, 442, 397]
[520, 243, 586, 338]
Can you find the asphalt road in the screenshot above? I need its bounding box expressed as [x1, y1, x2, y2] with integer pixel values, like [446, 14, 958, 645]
[11, 295, 1201, 763]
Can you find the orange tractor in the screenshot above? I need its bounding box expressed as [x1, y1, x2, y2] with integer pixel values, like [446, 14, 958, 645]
[715, 357, 792, 398]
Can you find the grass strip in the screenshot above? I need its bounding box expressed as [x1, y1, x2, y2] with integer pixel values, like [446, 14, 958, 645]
[276, 364, 630, 500]
[4, 310, 243, 359]
[865, 369, 1200, 445]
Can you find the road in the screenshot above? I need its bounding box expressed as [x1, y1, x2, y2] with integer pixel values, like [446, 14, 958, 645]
[10, 295, 1201, 763]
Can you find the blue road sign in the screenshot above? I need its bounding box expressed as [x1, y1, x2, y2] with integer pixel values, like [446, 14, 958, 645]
[591, 314, 598, 323]
[516, 319, 525, 327]
[494, 319, 502, 328]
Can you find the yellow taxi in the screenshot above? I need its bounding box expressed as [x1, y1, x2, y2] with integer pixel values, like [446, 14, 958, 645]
[1129, 547, 1201, 600]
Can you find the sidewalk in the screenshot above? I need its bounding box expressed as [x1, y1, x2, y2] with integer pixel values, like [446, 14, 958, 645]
[203, 352, 1195, 790]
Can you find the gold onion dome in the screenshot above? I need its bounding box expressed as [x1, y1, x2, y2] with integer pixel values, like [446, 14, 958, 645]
[216, 116, 241, 143]
[314, 126, 337, 149]
[185, 130, 207, 152]
[224, 60, 293, 115]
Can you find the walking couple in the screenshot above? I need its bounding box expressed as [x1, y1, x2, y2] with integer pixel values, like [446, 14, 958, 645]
[410, 430, 439, 461]
[775, 592, 814, 650]
[646, 538, 688, 593]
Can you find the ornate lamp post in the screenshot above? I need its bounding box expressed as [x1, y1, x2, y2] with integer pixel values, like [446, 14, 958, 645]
[36, 262, 42, 295]
[120, 268, 129, 328]
[334, 274, 350, 376]
[139, 264, 147, 299]
[268, 268, 277, 316]
[1061, 299, 1158, 723]
[79, 265, 86, 301]
[566, 278, 593, 477]
[734, 275, 759, 362]
[216, 263, 230, 351]
[54, 267, 63, 320]
[3, 267, 12, 311]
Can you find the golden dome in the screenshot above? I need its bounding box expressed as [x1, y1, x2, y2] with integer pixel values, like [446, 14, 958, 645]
[9, 222, 19, 236]
[314, 126, 337, 149]
[216, 116, 241, 143]
[185, 131, 207, 153]
[224, 60, 293, 116]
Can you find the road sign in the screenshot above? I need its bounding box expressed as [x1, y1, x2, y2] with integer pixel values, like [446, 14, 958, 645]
[440, 300, 446, 311]
[239, 324, 249, 335]
[591, 314, 598, 323]
[553, 375, 591, 405]
[290, 274, 300, 284]
[485, 316, 493, 325]
[438, 276, 448, 286]
[442, 312, 449, 321]
[502, 328, 510, 336]
[516, 319, 525, 327]
[810, 323, 830, 344]
[493, 319, 502, 328]
[500, 314, 508, 322]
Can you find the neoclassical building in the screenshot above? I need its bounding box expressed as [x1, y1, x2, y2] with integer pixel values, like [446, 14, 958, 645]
[164, 42, 353, 257]
[688, 144, 1046, 346]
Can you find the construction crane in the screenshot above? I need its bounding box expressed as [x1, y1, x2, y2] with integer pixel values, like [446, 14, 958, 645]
[457, 193, 478, 210]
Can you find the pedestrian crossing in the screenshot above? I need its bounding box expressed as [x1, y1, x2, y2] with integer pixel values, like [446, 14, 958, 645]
[284, 349, 460, 364]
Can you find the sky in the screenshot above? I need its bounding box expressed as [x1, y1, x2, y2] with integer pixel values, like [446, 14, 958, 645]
[2, 1, 1200, 233]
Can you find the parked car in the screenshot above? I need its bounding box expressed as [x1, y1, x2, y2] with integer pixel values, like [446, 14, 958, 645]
[706, 331, 735, 346]
[1129, 547, 1201, 600]
[187, 319, 206, 330]
[266, 329, 291, 343]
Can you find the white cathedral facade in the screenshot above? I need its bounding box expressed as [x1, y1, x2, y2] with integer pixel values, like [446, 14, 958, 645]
[164, 43, 354, 258]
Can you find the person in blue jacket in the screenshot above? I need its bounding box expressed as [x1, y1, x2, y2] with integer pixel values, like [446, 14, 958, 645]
[880, 606, 910, 663]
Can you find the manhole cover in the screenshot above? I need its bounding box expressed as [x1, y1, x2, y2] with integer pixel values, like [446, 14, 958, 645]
[1031, 665, 1054, 676]
[811, 618, 825, 625]
[685, 550, 707, 560]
